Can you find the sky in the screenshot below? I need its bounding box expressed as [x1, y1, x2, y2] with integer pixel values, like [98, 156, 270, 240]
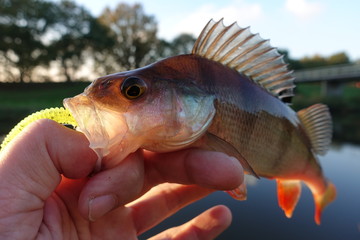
[72, 0, 360, 60]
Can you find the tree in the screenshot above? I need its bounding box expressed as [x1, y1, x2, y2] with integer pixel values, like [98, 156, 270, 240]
[47, 1, 100, 82]
[299, 54, 327, 69]
[169, 33, 196, 55]
[298, 52, 351, 69]
[278, 49, 302, 70]
[0, 0, 115, 82]
[0, 0, 57, 82]
[83, 17, 116, 76]
[157, 33, 196, 59]
[97, 3, 158, 73]
[327, 52, 350, 65]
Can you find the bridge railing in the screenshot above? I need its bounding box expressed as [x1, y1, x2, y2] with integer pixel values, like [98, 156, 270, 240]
[294, 63, 360, 82]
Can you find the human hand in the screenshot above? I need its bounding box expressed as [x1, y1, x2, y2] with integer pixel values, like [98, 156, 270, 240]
[0, 119, 243, 239]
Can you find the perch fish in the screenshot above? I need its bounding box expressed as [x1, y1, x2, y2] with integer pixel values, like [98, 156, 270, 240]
[64, 19, 336, 224]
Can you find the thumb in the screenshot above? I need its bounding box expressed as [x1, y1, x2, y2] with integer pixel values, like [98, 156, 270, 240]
[0, 119, 97, 234]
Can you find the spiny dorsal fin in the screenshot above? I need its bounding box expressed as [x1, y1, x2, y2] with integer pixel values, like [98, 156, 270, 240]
[192, 19, 295, 101]
[297, 104, 332, 155]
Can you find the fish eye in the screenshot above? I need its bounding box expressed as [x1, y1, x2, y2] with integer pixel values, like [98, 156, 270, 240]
[121, 77, 147, 100]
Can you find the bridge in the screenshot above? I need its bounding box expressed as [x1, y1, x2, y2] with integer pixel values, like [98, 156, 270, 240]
[293, 63, 360, 96]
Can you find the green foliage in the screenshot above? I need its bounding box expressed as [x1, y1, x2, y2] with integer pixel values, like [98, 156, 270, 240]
[327, 52, 350, 65]
[46, 1, 110, 82]
[0, 0, 57, 82]
[292, 82, 360, 144]
[279, 49, 351, 70]
[0, 0, 115, 82]
[278, 49, 303, 70]
[299, 54, 328, 69]
[280, 49, 352, 70]
[96, 3, 158, 74]
[0, 1, 355, 82]
[0, 82, 88, 134]
[158, 33, 196, 58]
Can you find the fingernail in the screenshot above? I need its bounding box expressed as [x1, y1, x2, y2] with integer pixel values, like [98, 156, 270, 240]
[88, 194, 117, 221]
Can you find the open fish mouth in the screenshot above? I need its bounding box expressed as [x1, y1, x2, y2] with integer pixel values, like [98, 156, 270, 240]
[63, 94, 133, 167]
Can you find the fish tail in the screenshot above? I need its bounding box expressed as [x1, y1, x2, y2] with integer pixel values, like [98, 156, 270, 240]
[312, 181, 336, 225]
[297, 103, 335, 224]
[297, 104, 332, 156]
[303, 177, 336, 225]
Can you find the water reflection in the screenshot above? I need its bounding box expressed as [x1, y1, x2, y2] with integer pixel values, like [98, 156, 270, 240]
[140, 144, 360, 240]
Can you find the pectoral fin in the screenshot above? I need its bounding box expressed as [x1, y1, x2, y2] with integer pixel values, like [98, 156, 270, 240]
[277, 179, 302, 218]
[194, 132, 259, 178]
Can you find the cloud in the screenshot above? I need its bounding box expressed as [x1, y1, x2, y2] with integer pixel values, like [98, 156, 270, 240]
[164, 0, 263, 40]
[285, 0, 324, 19]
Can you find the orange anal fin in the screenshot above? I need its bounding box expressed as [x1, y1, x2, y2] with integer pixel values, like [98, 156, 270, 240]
[314, 182, 336, 225]
[277, 179, 302, 218]
[226, 181, 247, 201]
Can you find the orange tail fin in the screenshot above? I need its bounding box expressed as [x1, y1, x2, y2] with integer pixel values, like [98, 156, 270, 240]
[313, 181, 336, 225]
[276, 179, 302, 218]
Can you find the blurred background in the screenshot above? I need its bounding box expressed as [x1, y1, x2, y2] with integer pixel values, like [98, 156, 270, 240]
[0, 0, 359, 239]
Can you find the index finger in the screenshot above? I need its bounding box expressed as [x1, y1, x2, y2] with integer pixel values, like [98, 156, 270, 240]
[143, 149, 244, 192]
[78, 148, 244, 221]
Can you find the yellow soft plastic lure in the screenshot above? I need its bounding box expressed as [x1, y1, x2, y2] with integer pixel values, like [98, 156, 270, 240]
[0, 107, 77, 151]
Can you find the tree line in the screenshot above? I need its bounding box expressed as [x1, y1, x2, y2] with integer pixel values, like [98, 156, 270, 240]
[0, 0, 353, 83]
[0, 0, 196, 82]
[280, 50, 352, 71]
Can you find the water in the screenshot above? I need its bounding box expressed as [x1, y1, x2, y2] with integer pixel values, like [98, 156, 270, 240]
[140, 144, 360, 239]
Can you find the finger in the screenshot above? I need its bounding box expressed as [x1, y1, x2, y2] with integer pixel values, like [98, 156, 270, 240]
[78, 150, 144, 221]
[148, 205, 232, 240]
[143, 149, 244, 191]
[0, 119, 97, 199]
[128, 183, 214, 235]
[41, 120, 98, 179]
[0, 119, 97, 237]
[78, 148, 243, 221]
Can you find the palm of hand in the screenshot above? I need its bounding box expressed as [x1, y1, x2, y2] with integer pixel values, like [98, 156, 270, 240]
[0, 120, 243, 239]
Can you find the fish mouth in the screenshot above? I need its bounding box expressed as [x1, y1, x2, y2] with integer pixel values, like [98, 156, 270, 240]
[63, 94, 135, 168]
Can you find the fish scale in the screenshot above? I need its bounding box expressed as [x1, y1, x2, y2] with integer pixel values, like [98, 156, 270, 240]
[210, 96, 303, 176]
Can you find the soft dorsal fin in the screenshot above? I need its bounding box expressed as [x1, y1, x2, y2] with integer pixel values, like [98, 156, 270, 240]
[297, 104, 332, 155]
[192, 19, 295, 101]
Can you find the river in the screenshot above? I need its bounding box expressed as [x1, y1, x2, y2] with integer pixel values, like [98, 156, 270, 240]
[140, 144, 360, 240]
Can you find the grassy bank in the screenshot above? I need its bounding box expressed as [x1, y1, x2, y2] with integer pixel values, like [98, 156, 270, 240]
[293, 82, 360, 144]
[0, 82, 89, 134]
[1, 81, 359, 144]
